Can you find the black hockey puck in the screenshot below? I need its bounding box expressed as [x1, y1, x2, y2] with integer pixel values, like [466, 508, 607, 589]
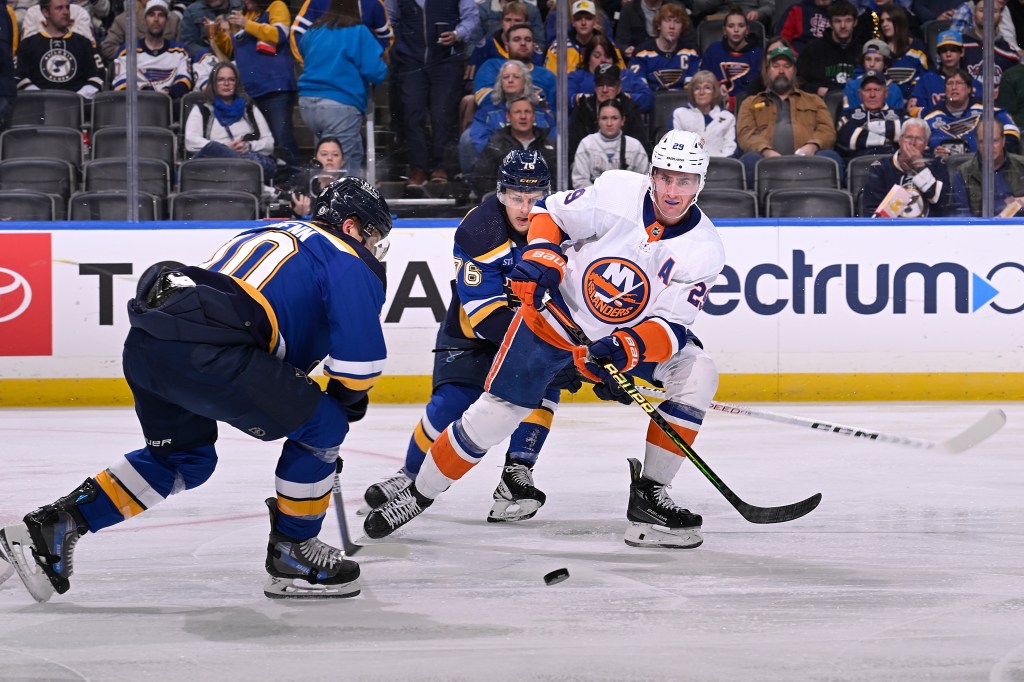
[543, 568, 569, 585]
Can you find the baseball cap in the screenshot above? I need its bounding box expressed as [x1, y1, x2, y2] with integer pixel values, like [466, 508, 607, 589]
[144, 0, 169, 13]
[594, 62, 620, 84]
[860, 70, 886, 87]
[862, 38, 892, 59]
[571, 0, 597, 16]
[767, 45, 796, 63]
[936, 29, 964, 49]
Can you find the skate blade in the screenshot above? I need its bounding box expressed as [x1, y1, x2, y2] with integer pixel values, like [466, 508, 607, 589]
[486, 498, 542, 523]
[0, 553, 13, 587]
[623, 522, 703, 549]
[263, 575, 360, 599]
[0, 524, 57, 602]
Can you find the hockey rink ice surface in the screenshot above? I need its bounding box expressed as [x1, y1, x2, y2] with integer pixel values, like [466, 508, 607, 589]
[1, 402, 1022, 682]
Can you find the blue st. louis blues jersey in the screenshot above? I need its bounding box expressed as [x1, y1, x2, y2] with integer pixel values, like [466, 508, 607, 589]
[200, 220, 387, 393]
[443, 194, 526, 346]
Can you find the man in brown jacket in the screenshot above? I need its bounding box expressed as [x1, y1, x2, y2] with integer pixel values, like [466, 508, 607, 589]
[737, 45, 844, 188]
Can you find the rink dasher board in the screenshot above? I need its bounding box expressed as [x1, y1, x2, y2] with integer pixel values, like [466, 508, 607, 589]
[1, 218, 1022, 403]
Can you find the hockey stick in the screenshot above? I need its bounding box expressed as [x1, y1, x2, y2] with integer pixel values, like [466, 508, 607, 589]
[635, 386, 1007, 454]
[332, 460, 409, 558]
[542, 300, 821, 524]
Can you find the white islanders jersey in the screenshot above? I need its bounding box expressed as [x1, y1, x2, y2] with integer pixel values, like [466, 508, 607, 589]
[532, 170, 725, 350]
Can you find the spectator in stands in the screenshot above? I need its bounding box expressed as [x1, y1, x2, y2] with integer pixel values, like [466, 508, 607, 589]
[191, 49, 216, 91]
[112, 0, 192, 100]
[836, 69, 903, 156]
[0, 0, 15, 126]
[922, 68, 1020, 155]
[695, 0, 774, 25]
[852, 0, 919, 47]
[778, 0, 833, 54]
[17, 0, 104, 99]
[545, 0, 615, 73]
[960, 0, 1020, 91]
[474, 22, 556, 107]
[797, 1, 862, 97]
[744, 33, 790, 96]
[568, 36, 653, 111]
[180, 0, 243, 60]
[996, 62, 1024, 128]
[543, 0, 614, 45]
[571, 98, 649, 186]
[861, 117, 951, 216]
[463, 59, 554, 175]
[291, 0, 393, 60]
[950, 117, 1024, 215]
[911, 0, 957, 23]
[737, 44, 843, 185]
[211, 0, 301, 178]
[842, 39, 905, 110]
[184, 61, 278, 181]
[908, 30, 980, 114]
[388, 0, 479, 186]
[672, 69, 738, 157]
[568, 61, 650, 157]
[22, 0, 96, 41]
[629, 3, 699, 92]
[472, 0, 543, 69]
[951, 0, 1019, 56]
[877, 6, 928, 99]
[700, 6, 764, 111]
[615, 0, 687, 60]
[471, 93, 556, 195]
[288, 136, 345, 218]
[102, 0, 182, 61]
[297, 0, 387, 176]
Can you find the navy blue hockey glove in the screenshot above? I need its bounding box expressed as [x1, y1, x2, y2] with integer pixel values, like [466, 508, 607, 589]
[507, 244, 566, 310]
[572, 330, 642, 385]
[548, 360, 584, 393]
[592, 378, 633, 405]
[326, 379, 369, 423]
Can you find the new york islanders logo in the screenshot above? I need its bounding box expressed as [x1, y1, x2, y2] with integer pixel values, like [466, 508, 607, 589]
[583, 258, 650, 323]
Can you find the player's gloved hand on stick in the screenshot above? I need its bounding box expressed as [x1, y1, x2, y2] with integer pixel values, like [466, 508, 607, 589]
[326, 379, 369, 422]
[507, 244, 566, 310]
[572, 329, 643, 385]
[548, 360, 584, 393]
[592, 378, 633, 405]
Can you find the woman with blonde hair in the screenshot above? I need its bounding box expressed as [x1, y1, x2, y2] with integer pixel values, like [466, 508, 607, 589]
[671, 70, 737, 157]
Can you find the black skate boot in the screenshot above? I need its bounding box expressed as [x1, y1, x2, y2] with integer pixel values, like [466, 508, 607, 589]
[624, 458, 703, 549]
[264, 498, 361, 599]
[363, 485, 433, 539]
[0, 478, 96, 602]
[360, 469, 413, 515]
[487, 453, 547, 523]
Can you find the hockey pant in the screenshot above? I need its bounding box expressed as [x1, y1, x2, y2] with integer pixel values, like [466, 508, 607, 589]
[415, 314, 718, 499]
[404, 326, 561, 476]
[74, 266, 350, 541]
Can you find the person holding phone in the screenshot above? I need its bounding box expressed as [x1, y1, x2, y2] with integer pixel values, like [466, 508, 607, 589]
[385, 0, 479, 186]
[289, 137, 347, 218]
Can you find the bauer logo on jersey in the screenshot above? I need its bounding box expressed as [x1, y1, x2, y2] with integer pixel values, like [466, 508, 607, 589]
[582, 258, 650, 323]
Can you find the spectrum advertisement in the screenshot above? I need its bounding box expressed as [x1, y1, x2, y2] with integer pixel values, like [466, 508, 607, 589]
[0, 220, 1020, 402]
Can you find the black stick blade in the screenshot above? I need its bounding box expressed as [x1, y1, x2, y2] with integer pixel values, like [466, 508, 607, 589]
[736, 492, 822, 524]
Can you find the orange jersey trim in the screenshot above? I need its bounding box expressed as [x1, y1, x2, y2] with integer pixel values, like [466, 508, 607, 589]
[527, 213, 565, 245]
[631, 320, 674, 363]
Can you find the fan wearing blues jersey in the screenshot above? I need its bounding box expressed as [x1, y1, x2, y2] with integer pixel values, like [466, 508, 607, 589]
[362, 150, 588, 525]
[0, 178, 392, 602]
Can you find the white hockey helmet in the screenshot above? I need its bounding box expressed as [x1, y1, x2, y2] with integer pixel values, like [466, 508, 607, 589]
[649, 130, 710, 216]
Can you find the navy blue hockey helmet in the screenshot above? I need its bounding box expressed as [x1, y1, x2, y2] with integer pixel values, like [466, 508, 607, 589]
[312, 177, 393, 260]
[497, 150, 551, 195]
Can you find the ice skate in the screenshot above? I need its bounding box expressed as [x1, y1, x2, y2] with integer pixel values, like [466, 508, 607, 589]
[624, 458, 703, 549]
[0, 478, 96, 602]
[264, 498, 361, 599]
[358, 469, 413, 515]
[363, 485, 433, 539]
[487, 453, 547, 523]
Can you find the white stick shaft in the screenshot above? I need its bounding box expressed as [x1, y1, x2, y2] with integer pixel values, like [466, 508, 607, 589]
[634, 385, 1005, 453]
